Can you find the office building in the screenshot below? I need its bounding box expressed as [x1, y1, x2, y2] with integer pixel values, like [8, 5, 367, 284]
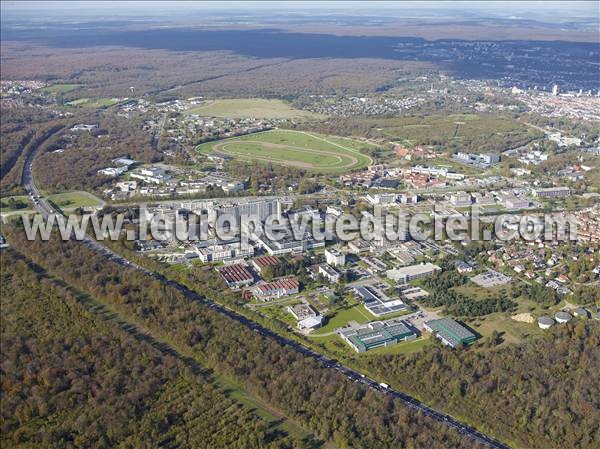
[533, 187, 571, 198]
[318, 264, 341, 284]
[197, 242, 254, 263]
[325, 248, 346, 267]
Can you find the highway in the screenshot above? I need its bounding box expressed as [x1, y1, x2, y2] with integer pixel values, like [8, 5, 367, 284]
[21, 133, 512, 449]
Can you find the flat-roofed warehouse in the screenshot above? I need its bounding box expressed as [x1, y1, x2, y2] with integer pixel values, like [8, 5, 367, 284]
[218, 264, 255, 289]
[424, 317, 477, 348]
[340, 319, 417, 352]
[387, 263, 441, 283]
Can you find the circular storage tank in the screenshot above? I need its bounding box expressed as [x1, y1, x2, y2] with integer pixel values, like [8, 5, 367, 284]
[555, 311, 572, 324]
[538, 316, 554, 329]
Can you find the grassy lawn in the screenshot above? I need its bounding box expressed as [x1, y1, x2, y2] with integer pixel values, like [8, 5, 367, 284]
[466, 312, 542, 345]
[312, 303, 372, 335]
[197, 129, 372, 173]
[258, 303, 301, 327]
[222, 142, 343, 166]
[452, 283, 512, 300]
[448, 113, 481, 121]
[46, 191, 104, 209]
[42, 83, 82, 94]
[322, 135, 379, 151]
[184, 98, 324, 119]
[0, 195, 32, 212]
[362, 337, 431, 356]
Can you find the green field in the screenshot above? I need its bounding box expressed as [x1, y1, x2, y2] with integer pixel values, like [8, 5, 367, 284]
[66, 97, 121, 108]
[47, 191, 104, 209]
[185, 98, 323, 119]
[197, 129, 373, 173]
[42, 83, 82, 94]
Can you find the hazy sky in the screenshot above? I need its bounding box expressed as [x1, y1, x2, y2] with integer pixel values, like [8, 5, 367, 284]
[3, 1, 598, 20]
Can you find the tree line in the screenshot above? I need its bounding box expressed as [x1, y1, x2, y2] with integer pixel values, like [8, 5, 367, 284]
[3, 225, 481, 449]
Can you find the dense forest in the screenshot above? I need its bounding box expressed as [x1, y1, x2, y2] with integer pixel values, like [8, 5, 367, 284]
[0, 250, 303, 449]
[32, 113, 159, 192]
[0, 109, 65, 195]
[420, 271, 518, 317]
[2, 43, 429, 98]
[224, 160, 321, 194]
[2, 226, 481, 449]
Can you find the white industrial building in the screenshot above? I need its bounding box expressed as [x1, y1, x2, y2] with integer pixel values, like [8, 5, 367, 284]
[387, 263, 441, 283]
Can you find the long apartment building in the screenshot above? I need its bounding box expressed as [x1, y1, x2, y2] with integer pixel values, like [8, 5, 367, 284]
[252, 277, 300, 300]
[533, 187, 571, 198]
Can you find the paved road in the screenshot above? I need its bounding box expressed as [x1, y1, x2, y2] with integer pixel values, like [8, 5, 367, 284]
[21, 132, 512, 449]
[151, 113, 166, 151]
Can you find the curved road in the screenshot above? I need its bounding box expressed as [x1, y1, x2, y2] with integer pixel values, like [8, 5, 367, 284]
[21, 131, 512, 449]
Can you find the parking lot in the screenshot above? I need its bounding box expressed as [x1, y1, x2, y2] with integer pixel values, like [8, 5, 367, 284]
[471, 269, 512, 287]
[401, 308, 441, 332]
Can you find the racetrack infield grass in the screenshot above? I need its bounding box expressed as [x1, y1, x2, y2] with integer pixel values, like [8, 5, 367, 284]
[197, 129, 372, 173]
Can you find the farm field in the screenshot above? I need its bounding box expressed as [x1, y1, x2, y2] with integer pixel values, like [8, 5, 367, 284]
[184, 98, 323, 119]
[197, 129, 373, 173]
[47, 191, 105, 209]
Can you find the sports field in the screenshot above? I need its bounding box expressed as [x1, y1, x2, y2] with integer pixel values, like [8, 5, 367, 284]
[197, 129, 374, 173]
[184, 98, 323, 119]
[42, 83, 82, 94]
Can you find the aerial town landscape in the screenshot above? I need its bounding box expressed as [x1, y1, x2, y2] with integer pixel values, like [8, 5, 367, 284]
[1, 2, 599, 449]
